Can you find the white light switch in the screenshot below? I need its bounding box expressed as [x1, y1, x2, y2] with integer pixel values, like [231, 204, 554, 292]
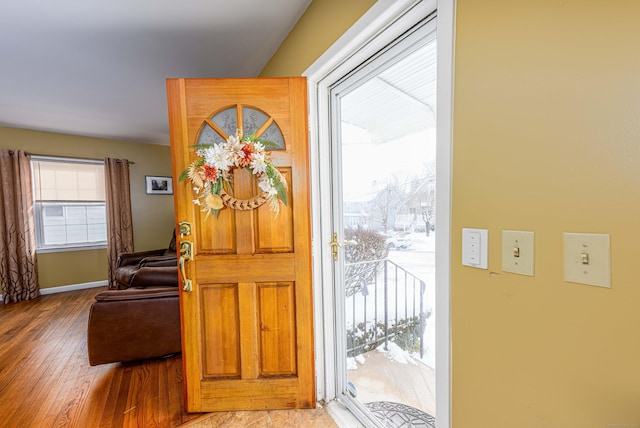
[563, 233, 611, 288]
[462, 228, 488, 269]
[502, 230, 534, 276]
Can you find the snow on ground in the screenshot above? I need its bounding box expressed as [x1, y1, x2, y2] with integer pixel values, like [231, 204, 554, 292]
[389, 232, 436, 369]
[345, 232, 437, 369]
[346, 354, 368, 371]
[344, 233, 438, 416]
[376, 341, 417, 365]
[347, 357, 358, 370]
[402, 232, 436, 252]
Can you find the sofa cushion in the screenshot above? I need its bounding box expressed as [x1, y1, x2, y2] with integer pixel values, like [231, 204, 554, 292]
[130, 266, 178, 288]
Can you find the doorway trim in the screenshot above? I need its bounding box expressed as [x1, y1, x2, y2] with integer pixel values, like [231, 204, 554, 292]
[304, 0, 454, 426]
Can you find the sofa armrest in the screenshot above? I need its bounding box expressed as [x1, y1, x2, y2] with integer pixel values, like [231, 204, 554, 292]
[87, 288, 181, 365]
[94, 286, 179, 301]
[117, 249, 166, 267]
[130, 266, 178, 288]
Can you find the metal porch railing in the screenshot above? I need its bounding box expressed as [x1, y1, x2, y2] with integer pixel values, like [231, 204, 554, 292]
[345, 258, 431, 358]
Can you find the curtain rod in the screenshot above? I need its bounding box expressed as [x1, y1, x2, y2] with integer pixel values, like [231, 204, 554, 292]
[11, 151, 135, 164]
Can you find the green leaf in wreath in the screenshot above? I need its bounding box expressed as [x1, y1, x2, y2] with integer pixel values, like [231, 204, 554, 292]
[256, 139, 280, 149]
[265, 163, 287, 206]
[188, 143, 217, 150]
[178, 168, 190, 183]
[179, 158, 205, 182]
[274, 180, 288, 206]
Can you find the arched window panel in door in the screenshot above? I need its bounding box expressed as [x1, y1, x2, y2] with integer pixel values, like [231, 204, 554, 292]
[241, 106, 268, 138]
[211, 107, 238, 139]
[196, 105, 285, 150]
[197, 123, 226, 146]
[258, 122, 285, 149]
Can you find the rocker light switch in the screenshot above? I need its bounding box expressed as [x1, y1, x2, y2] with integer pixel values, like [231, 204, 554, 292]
[462, 228, 488, 269]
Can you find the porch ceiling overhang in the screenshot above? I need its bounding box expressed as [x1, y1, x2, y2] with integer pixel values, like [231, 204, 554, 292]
[341, 40, 437, 144]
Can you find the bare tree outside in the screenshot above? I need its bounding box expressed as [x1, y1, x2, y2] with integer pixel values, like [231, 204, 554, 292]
[420, 189, 436, 236]
[370, 174, 411, 232]
[405, 163, 436, 236]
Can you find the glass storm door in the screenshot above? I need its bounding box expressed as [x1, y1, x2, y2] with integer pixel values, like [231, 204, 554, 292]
[330, 17, 438, 427]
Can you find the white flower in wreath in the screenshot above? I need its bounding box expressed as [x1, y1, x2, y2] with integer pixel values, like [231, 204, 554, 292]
[250, 151, 267, 175]
[259, 176, 278, 196]
[202, 143, 232, 172]
[225, 134, 245, 166]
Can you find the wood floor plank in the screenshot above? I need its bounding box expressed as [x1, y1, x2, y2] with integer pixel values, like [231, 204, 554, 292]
[8, 289, 96, 427]
[0, 288, 203, 428]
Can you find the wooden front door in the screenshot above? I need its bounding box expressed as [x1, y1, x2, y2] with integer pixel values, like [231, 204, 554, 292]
[166, 77, 314, 412]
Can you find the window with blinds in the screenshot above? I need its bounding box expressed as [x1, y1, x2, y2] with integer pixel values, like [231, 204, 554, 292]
[31, 157, 107, 251]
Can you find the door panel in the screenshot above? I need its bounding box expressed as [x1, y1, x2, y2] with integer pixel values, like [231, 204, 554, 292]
[201, 284, 241, 378]
[166, 77, 314, 412]
[257, 282, 296, 376]
[198, 208, 237, 254]
[255, 169, 293, 253]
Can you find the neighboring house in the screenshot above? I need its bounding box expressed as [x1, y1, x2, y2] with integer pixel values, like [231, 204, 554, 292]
[343, 199, 370, 230]
[395, 176, 436, 234]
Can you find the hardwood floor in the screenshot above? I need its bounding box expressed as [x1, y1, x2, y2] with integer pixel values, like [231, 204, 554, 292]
[0, 287, 203, 428]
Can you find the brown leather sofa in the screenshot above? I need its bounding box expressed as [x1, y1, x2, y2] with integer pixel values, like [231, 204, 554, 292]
[113, 231, 178, 289]
[88, 266, 181, 366]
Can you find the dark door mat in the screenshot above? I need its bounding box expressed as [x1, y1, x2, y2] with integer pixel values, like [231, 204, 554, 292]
[365, 401, 436, 428]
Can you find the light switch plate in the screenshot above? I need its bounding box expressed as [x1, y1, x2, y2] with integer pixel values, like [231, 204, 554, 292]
[502, 230, 534, 276]
[462, 228, 488, 269]
[563, 233, 611, 288]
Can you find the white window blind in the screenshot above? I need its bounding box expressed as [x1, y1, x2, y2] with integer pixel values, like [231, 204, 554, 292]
[31, 157, 107, 251]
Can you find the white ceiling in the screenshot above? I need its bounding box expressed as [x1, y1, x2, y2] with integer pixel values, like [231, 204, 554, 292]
[0, 0, 311, 145]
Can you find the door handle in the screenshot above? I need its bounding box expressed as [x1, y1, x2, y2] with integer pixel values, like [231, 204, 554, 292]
[329, 232, 340, 261]
[329, 233, 358, 261]
[179, 240, 193, 292]
[180, 240, 193, 260]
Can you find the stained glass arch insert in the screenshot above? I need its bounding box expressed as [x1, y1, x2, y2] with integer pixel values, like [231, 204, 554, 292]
[197, 104, 285, 150]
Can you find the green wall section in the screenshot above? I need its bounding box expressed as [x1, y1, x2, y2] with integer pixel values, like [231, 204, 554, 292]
[1, 126, 175, 289]
[36, 249, 107, 289]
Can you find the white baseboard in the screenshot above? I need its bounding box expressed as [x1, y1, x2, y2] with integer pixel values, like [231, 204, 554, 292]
[39, 280, 108, 295]
[0, 280, 107, 302]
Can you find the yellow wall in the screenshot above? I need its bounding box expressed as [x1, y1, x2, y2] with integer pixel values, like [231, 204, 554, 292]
[260, 0, 376, 77]
[452, 0, 640, 425]
[1, 126, 175, 289]
[267, 0, 640, 425]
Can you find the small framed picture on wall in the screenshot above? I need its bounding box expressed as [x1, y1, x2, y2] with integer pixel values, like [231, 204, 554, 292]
[145, 175, 173, 195]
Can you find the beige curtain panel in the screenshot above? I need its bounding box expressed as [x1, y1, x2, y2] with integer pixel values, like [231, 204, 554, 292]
[0, 149, 40, 304]
[104, 158, 134, 289]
